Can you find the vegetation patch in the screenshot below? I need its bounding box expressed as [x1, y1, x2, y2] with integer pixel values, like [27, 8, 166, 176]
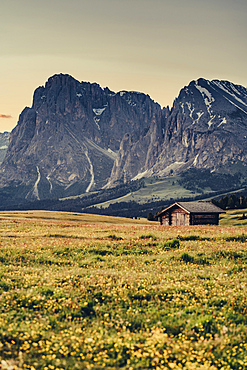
[163, 238, 180, 250]
[45, 234, 85, 239]
[179, 168, 242, 192]
[215, 249, 247, 260]
[178, 234, 211, 241]
[179, 252, 211, 265]
[107, 234, 123, 241]
[139, 234, 157, 240]
[224, 234, 247, 242]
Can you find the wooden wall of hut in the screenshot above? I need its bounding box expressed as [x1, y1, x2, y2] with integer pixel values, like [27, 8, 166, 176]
[191, 214, 219, 225]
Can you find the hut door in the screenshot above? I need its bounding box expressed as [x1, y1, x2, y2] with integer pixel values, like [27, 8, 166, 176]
[173, 211, 186, 225]
[178, 212, 185, 226]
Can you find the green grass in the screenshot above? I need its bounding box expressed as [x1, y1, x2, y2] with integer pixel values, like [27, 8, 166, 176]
[0, 211, 247, 369]
[220, 207, 247, 227]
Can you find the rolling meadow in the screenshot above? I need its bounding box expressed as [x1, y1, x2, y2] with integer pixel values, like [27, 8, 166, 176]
[0, 210, 247, 369]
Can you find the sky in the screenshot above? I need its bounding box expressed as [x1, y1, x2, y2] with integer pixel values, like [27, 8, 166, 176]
[1, 0, 247, 132]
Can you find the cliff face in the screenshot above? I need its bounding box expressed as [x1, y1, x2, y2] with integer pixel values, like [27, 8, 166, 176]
[106, 107, 168, 186]
[1, 75, 247, 204]
[107, 78, 247, 184]
[0, 74, 161, 200]
[0, 132, 10, 165]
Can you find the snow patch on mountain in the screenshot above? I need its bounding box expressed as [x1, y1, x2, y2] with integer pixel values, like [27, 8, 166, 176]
[31, 166, 41, 200]
[93, 107, 106, 116]
[180, 103, 185, 115]
[132, 169, 153, 181]
[195, 82, 216, 126]
[126, 95, 137, 107]
[194, 111, 204, 124]
[107, 148, 116, 155]
[85, 150, 94, 193]
[46, 175, 53, 193]
[218, 117, 227, 127]
[94, 117, 101, 130]
[195, 83, 215, 108]
[157, 162, 186, 177]
[212, 81, 247, 108]
[84, 137, 117, 160]
[224, 96, 247, 115]
[64, 127, 95, 192]
[230, 82, 243, 96]
[187, 102, 195, 119]
[193, 154, 199, 166]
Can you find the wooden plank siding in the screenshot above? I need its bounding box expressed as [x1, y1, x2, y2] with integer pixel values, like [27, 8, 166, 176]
[171, 208, 190, 226]
[158, 202, 224, 226]
[191, 213, 219, 225]
[161, 207, 190, 226]
[161, 214, 170, 226]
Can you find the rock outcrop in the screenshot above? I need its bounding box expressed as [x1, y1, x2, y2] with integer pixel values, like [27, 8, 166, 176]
[107, 78, 247, 184]
[0, 74, 160, 200]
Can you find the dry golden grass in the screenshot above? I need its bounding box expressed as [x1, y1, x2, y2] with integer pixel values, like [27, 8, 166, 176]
[0, 210, 155, 225]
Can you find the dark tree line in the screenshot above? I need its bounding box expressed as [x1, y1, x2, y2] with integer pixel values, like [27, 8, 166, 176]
[179, 168, 243, 193]
[212, 194, 247, 210]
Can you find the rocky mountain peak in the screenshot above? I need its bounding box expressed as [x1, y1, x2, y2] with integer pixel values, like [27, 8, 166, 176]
[0, 74, 161, 203]
[1, 75, 247, 207]
[107, 78, 247, 185]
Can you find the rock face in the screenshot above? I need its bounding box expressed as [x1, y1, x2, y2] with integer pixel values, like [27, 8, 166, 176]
[0, 74, 160, 200]
[108, 78, 247, 184]
[1, 75, 247, 204]
[0, 132, 10, 165]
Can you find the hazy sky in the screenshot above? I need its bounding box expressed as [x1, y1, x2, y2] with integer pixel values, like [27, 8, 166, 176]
[1, 0, 247, 132]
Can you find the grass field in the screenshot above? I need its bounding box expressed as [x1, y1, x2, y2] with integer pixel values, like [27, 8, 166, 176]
[0, 211, 247, 369]
[219, 209, 247, 228]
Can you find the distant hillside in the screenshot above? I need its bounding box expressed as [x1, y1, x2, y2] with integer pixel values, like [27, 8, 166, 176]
[1, 169, 245, 219]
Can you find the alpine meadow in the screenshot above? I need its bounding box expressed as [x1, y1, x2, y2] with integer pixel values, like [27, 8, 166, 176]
[1, 0, 247, 369]
[1, 211, 247, 370]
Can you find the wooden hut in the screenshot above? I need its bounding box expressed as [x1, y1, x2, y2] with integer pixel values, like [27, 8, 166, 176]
[157, 201, 225, 226]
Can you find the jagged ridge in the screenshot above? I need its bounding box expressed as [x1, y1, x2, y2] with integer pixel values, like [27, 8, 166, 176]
[108, 78, 247, 185]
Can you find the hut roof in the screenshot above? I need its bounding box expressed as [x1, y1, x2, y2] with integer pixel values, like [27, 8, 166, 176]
[157, 201, 225, 216]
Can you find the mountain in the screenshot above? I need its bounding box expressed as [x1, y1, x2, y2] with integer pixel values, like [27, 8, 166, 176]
[0, 74, 161, 203]
[0, 132, 10, 165]
[1, 75, 247, 209]
[108, 78, 247, 185]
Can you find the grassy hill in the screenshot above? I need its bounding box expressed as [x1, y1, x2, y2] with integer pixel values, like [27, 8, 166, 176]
[220, 208, 247, 227]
